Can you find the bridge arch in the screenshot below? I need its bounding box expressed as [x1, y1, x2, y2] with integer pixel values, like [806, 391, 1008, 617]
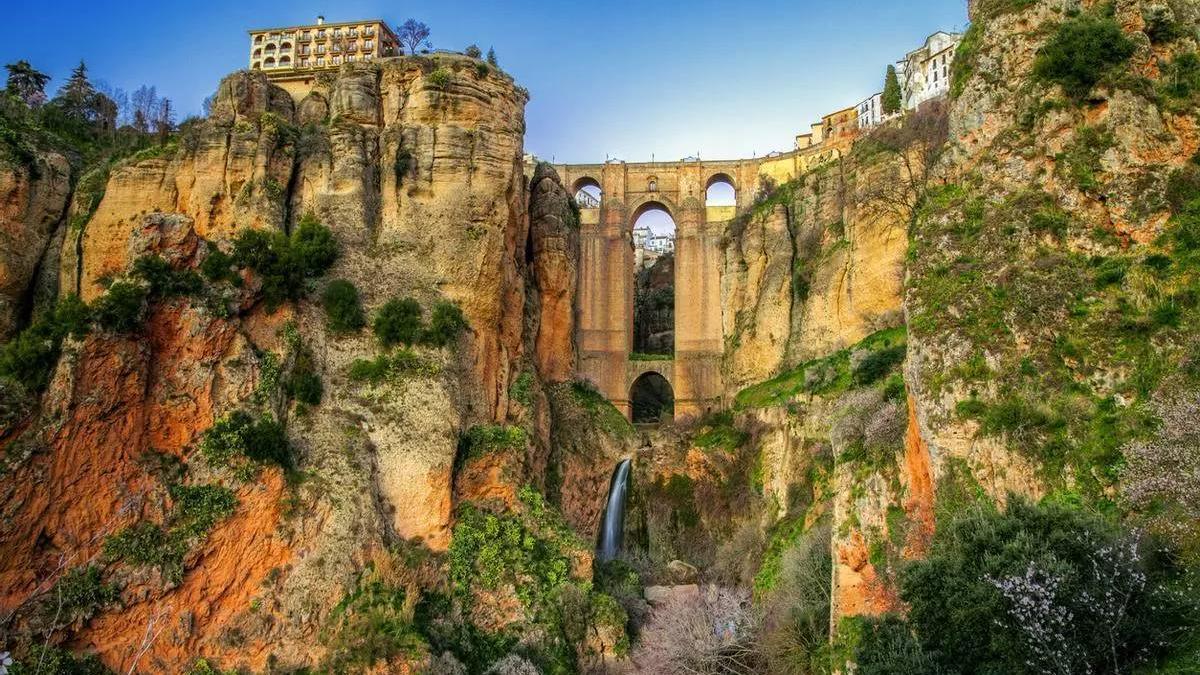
[572, 176, 603, 209]
[629, 369, 674, 424]
[705, 173, 737, 207]
[630, 198, 677, 227]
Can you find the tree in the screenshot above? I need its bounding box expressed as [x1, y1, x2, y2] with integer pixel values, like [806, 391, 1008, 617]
[464, 44, 482, 59]
[5, 60, 50, 107]
[882, 65, 902, 114]
[487, 47, 498, 68]
[131, 85, 159, 133]
[96, 80, 131, 127]
[153, 98, 175, 143]
[856, 99, 950, 225]
[397, 19, 432, 55]
[54, 61, 96, 120]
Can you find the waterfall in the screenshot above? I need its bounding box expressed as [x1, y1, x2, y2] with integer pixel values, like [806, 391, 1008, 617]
[597, 459, 632, 562]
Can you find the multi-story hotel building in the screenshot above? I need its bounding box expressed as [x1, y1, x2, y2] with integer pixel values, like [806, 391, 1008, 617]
[248, 16, 400, 95]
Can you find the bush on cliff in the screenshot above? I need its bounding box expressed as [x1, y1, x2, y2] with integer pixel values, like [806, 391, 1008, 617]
[373, 297, 424, 347]
[103, 483, 235, 583]
[873, 498, 1200, 674]
[132, 254, 203, 299]
[199, 410, 294, 471]
[231, 214, 339, 311]
[422, 301, 468, 347]
[91, 279, 148, 333]
[322, 279, 366, 333]
[1033, 12, 1135, 101]
[0, 294, 90, 392]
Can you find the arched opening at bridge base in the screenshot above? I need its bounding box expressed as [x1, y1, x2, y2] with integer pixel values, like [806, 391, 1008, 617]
[630, 372, 674, 425]
[572, 177, 602, 209]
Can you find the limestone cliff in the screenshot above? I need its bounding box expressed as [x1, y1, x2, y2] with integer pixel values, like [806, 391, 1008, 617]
[0, 56, 603, 672]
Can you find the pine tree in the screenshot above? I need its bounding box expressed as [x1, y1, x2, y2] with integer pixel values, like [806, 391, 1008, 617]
[5, 60, 50, 107]
[54, 61, 97, 122]
[486, 47, 498, 68]
[882, 65, 902, 115]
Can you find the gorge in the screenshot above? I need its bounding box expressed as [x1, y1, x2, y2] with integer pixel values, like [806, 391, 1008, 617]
[1, 0, 1200, 673]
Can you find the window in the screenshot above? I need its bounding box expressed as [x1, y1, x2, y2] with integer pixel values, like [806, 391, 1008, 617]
[648, 177, 658, 192]
[364, 40, 374, 50]
[317, 57, 325, 66]
[317, 30, 326, 39]
[347, 55, 356, 62]
[317, 45, 326, 54]
[255, 35, 264, 44]
[333, 56, 342, 65]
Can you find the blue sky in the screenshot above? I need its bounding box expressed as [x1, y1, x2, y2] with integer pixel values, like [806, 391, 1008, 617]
[5, 1, 967, 164]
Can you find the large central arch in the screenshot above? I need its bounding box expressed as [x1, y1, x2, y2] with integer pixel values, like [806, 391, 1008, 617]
[559, 159, 753, 420]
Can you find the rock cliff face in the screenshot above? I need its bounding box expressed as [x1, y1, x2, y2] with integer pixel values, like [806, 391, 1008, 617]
[0, 56, 609, 672]
[0, 151, 71, 339]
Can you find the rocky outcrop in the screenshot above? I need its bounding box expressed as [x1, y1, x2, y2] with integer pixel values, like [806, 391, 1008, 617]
[527, 163, 580, 384]
[0, 152, 71, 339]
[721, 158, 907, 392]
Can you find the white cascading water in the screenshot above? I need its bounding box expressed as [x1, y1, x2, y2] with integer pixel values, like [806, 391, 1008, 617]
[597, 459, 632, 562]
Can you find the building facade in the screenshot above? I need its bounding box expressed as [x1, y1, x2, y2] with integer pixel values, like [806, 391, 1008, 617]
[248, 17, 399, 87]
[855, 92, 885, 129]
[896, 31, 962, 110]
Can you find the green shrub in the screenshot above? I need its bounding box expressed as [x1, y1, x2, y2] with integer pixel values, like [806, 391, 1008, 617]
[90, 279, 148, 333]
[1162, 52, 1200, 100]
[892, 499, 1199, 674]
[950, 22, 983, 99]
[373, 297, 423, 347]
[428, 68, 452, 90]
[1144, 7, 1184, 44]
[10, 645, 109, 675]
[1059, 125, 1115, 193]
[104, 483, 236, 583]
[200, 247, 240, 285]
[169, 483, 237, 539]
[509, 370, 534, 407]
[231, 216, 338, 311]
[0, 296, 90, 392]
[851, 615, 935, 675]
[131, 255, 202, 298]
[348, 350, 439, 383]
[50, 565, 120, 625]
[853, 345, 907, 386]
[423, 301, 468, 348]
[322, 279, 366, 333]
[322, 566, 427, 670]
[286, 350, 323, 406]
[199, 410, 294, 471]
[1033, 13, 1136, 100]
[460, 424, 527, 462]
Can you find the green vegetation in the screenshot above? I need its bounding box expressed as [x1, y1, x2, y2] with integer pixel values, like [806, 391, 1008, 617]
[509, 370, 534, 407]
[321, 561, 426, 671]
[1032, 11, 1136, 101]
[1162, 52, 1200, 103]
[950, 22, 983, 99]
[424, 301, 469, 348]
[692, 412, 750, 452]
[565, 379, 634, 438]
[0, 294, 90, 392]
[735, 327, 907, 409]
[231, 214, 339, 311]
[882, 65, 902, 113]
[373, 297, 423, 347]
[47, 564, 120, 626]
[347, 349, 440, 383]
[856, 499, 1200, 673]
[285, 348, 323, 407]
[428, 67, 453, 90]
[9, 645, 109, 675]
[131, 255, 203, 299]
[199, 410, 294, 472]
[104, 483, 236, 583]
[90, 279, 148, 333]
[322, 279, 366, 333]
[459, 424, 527, 464]
[970, 0, 1036, 21]
[430, 487, 625, 673]
[200, 247, 240, 286]
[1144, 6, 1186, 44]
[629, 352, 672, 362]
[1057, 125, 1115, 193]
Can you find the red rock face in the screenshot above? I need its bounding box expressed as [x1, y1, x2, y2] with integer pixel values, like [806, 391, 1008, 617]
[0, 300, 294, 671]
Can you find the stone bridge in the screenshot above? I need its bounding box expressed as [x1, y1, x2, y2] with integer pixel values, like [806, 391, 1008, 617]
[554, 144, 842, 420]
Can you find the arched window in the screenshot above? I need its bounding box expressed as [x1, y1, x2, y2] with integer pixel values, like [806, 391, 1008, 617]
[254, 35, 264, 44]
[280, 56, 292, 66]
[705, 174, 736, 207]
[264, 57, 276, 68]
[572, 177, 602, 209]
[647, 177, 658, 193]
